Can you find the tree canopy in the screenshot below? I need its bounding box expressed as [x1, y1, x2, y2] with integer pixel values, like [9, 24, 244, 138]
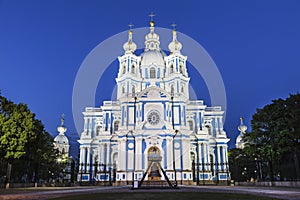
[229, 93, 300, 181]
[0, 95, 62, 188]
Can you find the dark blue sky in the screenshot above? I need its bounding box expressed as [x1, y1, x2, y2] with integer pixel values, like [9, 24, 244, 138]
[0, 0, 299, 153]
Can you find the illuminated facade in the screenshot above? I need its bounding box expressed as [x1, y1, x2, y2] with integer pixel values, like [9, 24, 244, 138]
[78, 19, 230, 185]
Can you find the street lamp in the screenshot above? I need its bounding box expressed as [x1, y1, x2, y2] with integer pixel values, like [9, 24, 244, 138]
[171, 91, 178, 188]
[173, 130, 178, 188]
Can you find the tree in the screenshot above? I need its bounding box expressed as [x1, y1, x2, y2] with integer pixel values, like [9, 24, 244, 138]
[0, 95, 63, 188]
[243, 93, 300, 181]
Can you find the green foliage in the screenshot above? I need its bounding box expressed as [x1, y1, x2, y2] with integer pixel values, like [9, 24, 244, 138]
[240, 93, 300, 181]
[0, 101, 36, 160]
[0, 95, 63, 185]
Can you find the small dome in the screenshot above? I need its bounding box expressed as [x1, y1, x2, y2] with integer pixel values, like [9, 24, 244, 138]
[168, 30, 182, 53]
[237, 117, 247, 133]
[54, 134, 69, 144]
[141, 50, 165, 66]
[123, 30, 137, 54]
[238, 124, 247, 133]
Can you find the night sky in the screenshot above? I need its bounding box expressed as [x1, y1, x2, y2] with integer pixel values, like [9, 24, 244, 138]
[1, 0, 299, 156]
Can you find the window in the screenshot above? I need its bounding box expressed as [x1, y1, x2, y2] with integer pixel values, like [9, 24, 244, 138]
[170, 85, 174, 96]
[132, 85, 135, 95]
[96, 126, 101, 136]
[150, 67, 156, 79]
[114, 121, 119, 133]
[131, 64, 135, 74]
[122, 86, 125, 94]
[170, 64, 174, 74]
[122, 65, 126, 74]
[206, 125, 212, 135]
[188, 120, 193, 131]
[180, 65, 183, 74]
[181, 85, 184, 93]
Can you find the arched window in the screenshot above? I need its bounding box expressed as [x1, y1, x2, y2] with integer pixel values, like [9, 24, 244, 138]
[96, 126, 101, 136]
[188, 120, 193, 131]
[206, 125, 211, 135]
[170, 85, 174, 96]
[131, 64, 135, 74]
[114, 121, 119, 133]
[62, 148, 65, 154]
[132, 85, 135, 95]
[181, 85, 184, 93]
[150, 67, 156, 79]
[180, 65, 183, 74]
[170, 64, 174, 74]
[122, 86, 125, 94]
[122, 65, 126, 74]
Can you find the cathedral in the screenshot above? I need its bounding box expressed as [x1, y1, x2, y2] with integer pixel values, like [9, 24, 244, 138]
[78, 19, 230, 186]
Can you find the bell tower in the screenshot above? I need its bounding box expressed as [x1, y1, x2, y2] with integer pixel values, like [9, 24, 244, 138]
[116, 25, 141, 99]
[164, 24, 189, 98]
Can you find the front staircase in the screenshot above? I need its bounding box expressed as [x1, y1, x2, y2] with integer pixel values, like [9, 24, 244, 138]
[138, 180, 174, 189]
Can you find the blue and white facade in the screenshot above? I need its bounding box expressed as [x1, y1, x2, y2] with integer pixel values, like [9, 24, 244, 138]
[78, 20, 230, 184]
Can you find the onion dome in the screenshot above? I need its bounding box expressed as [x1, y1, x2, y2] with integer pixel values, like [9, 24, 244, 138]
[238, 117, 247, 133]
[141, 19, 165, 66]
[144, 20, 161, 51]
[123, 29, 137, 54]
[168, 27, 182, 54]
[54, 114, 69, 145]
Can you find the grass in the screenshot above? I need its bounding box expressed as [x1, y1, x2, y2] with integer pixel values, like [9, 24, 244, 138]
[51, 192, 282, 200]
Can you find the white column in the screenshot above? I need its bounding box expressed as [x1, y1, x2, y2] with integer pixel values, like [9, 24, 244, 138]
[196, 113, 200, 132]
[98, 144, 101, 167]
[101, 144, 105, 170]
[166, 138, 173, 170]
[203, 143, 208, 171]
[224, 146, 228, 171]
[217, 146, 221, 171]
[79, 147, 84, 172]
[215, 117, 218, 135]
[182, 138, 190, 170]
[92, 154, 95, 177]
[120, 138, 126, 171]
[219, 117, 224, 131]
[117, 141, 121, 171]
[136, 138, 142, 171]
[87, 147, 91, 173]
[106, 143, 110, 172]
[198, 143, 202, 172]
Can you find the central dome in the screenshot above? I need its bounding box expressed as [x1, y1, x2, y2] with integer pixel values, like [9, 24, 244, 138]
[140, 50, 165, 66]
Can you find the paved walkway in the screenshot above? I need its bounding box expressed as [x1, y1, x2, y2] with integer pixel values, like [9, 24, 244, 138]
[1, 185, 300, 200]
[182, 185, 300, 200]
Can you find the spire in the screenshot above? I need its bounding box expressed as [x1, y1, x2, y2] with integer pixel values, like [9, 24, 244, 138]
[145, 13, 161, 51]
[168, 23, 182, 54]
[57, 114, 67, 135]
[61, 113, 65, 126]
[149, 12, 155, 33]
[123, 23, 137, 54]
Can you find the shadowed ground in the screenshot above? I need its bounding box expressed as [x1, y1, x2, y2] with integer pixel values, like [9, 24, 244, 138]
[1, 185, 300, 200]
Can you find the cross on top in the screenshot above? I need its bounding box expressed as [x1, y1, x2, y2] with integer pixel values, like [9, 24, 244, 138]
[61, 113, 65, 125]
[149, 12, 155, 21]
[128, 23, 134, 30]
[171, 23, 177, 30]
